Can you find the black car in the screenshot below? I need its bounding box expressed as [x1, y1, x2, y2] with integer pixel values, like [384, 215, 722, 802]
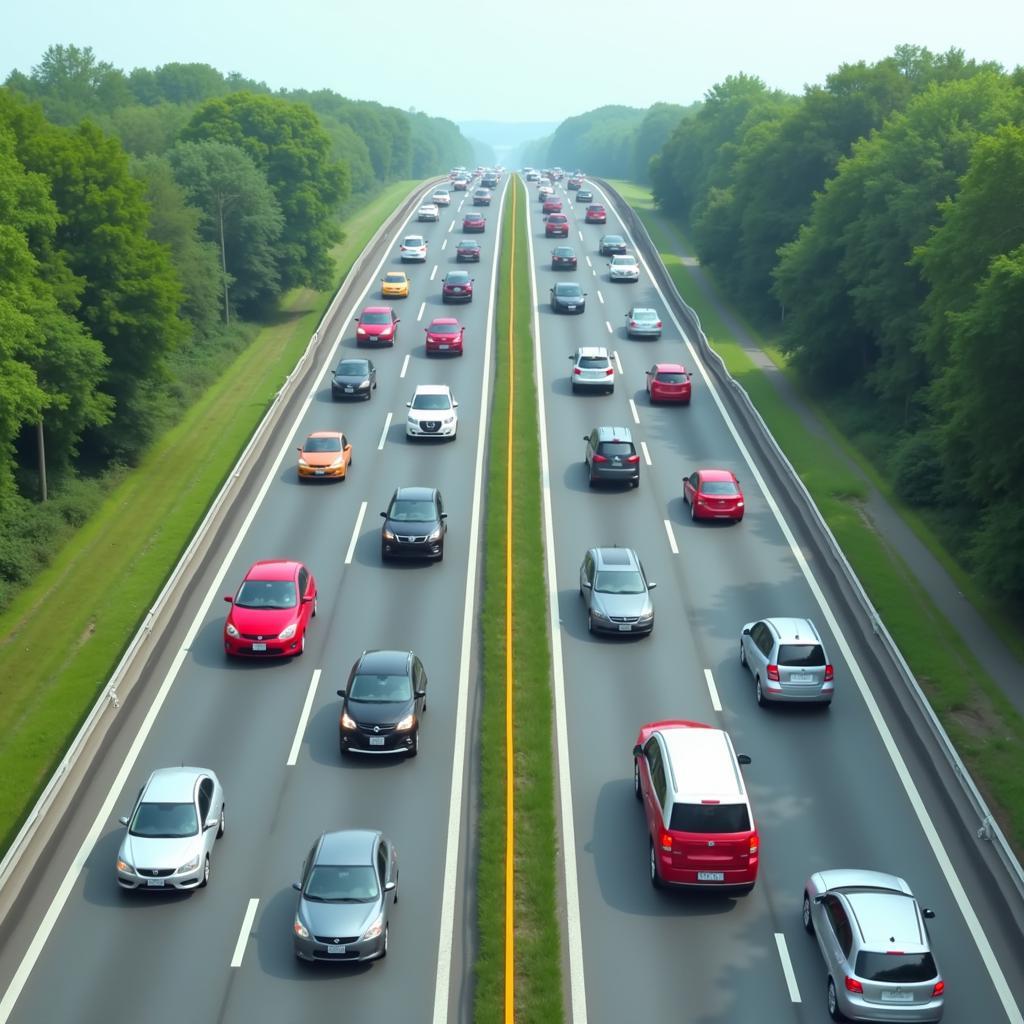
[599, 234, 627, 256]
[576, 188, 593, 203]
[551, 245, 578, 270]
[550, 282, 587, 314]
[456, 239, 481, 262]
[337, 650, 428, 757]
[331, 357, 377, 400]
[380, 486, 447, 562]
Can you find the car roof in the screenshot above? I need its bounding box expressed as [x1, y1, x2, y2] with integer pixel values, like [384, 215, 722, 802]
[305, 431, 343, 441]
[464, 212, 483, 218]
[458, 238, 480, 245]
[657, 725, 747, 804]
[428, 317, 460, 327]
[143, 766, 205, 802]
[577, 346, 609, 358]
[356, 649, 412, 675]
[592, 546, 640, 569]
[446, 269, 471, 278]
[316, 829, 379, 864]
[612, 254, 637, 261]
[412, 384, 452, 395]
[361, 306, 393, 315]
[631, 308, 657, 316]
[763, 617, 821, 644]
[245, 559, 300, 581]
[848, 890, 925, 947]
[384, 271, 407, 278]
[653, 362, 687, 372]
[593, 426, 633, 442]
[395, 486, 438, 501]
[698, 468, 737, 482]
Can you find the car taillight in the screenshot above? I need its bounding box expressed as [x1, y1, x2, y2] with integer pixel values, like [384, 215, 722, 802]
[656, 321, 662, 328]
[749, 833, 759, 856]
[659, 830, 672, 852]
[767, 664, 780, 681]
[573, 367, 582, 375]
[629, 321, 638, 328]
[932, 980, 944, 997]
[844, 976, 863, 994]
[824, 664, 834, 681]
[605, 367, 614, 375]
[592, 454, 608, 463]
[626, 455, 640, 463]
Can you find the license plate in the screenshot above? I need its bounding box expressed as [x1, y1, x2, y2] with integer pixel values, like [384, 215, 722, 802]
[326, 944, 347, 954]
[439, 344, 449, 350]
[567, 305, 576, 311]
[314, 470, 324, 476]
[697, 871, 725, 882]
[369, 736, 385, 747]
[618, 624, 632, 632]
[790, 674, 812, 682]
[146, 878, 166, 887]
[345, 386, 354, 393]
[881, 991, 913, 1003]
[252, 643, 267, 652]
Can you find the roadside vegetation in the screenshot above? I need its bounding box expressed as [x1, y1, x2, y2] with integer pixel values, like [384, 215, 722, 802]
[475, 178, 563, 1023]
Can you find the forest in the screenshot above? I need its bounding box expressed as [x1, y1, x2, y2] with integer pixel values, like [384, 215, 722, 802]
[0, 45, 473, 608]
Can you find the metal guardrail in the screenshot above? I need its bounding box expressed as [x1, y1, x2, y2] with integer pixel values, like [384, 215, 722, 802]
[0, 178, 440, 897]
[597, 178, 1024, 905]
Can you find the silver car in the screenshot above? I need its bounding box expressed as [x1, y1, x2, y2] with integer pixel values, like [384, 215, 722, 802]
[115, 766, 225, 891]
[740, 616, 834, 706]
[625, 307, 662, 338]
[579, 547, 656, 636]
[292, 830, 398, 963]
[803, 869, 944, 1022]
[570, 347, 615, 394]
[608, 254, 640, 282]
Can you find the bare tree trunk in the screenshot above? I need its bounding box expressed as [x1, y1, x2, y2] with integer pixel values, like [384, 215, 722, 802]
[218, 195, 230, 325]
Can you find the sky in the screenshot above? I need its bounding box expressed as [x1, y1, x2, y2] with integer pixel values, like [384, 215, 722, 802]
[4, 0, 1023, 129]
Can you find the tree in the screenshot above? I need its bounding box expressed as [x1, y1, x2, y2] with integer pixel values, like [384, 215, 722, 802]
[632, 103, 693, 181]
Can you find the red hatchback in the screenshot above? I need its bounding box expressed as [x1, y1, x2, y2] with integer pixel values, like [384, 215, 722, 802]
[646, 363, 692, 404]
[462, 212, 486, 232]
[545, 213, 569, 237]
[425, 317, 465, 356]
[542, 196, 563, 215]
[683, 468, 745, 522]
[585, 204, 607, 224]
[354, 306, 399, 346]
[223, 560, 317, 657]
[634, 719, 758, 893]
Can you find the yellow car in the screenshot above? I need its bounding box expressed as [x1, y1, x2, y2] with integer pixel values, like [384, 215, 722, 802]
[381, 271, 410, 298]
[297, 431, 352, 481]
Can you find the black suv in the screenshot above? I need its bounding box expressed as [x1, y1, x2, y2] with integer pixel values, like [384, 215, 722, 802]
[584, 426, 640, 488]
[380, 487, 447, 561]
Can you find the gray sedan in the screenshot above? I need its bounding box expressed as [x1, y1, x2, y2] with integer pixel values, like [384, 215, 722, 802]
[292, 829, 398, 963]
[579, 547, 656, 636]
[625, 307, 662, 338]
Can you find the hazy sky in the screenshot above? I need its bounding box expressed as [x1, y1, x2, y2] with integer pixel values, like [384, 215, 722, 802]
[4, 0, 1022, 125]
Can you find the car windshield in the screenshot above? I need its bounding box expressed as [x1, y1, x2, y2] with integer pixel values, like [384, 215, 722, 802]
[553, 248, 574, 257]
[599, 443, 634, 457]
[336, 360, 369, 376]
[446, 274, 470, 284]
[363, 312, 394, 326]
[701, 480, 739, 496]
[349, 672, 414, 702]
[612, 257, 636, 266]
[459, 241, 478, 249]
[234, 579, 297, 609]
[578, 357, 609, 369]
[670, 803, 751, 833]
[430, 323, 460, 335]
[465, 214, 482, 221]
[388, 499, 437, 522]
[855, 951, 938, 983]
[604, 235, 623, 244]
[778, 644, 825, 667]
[384, 273, 406, 283]
[633, 310, 657, 321]
[304, 864, 379, 903]
[555, 285, 582, 297]
[656, 372, 687, 383]
[129, 801, 198, 839]
[402, 237, 423, 247]
[412, 394, 452, 410]
[589, 206, 604, 212]
[303, 436, 341, 453]
[594, 570, 645, 594]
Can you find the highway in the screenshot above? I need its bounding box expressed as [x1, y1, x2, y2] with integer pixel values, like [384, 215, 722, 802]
[0, 179, 506, 1023]
[524, 176, 1024, 1022]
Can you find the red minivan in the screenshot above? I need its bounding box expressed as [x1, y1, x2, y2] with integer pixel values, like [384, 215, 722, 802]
[633, 719, 758, 893]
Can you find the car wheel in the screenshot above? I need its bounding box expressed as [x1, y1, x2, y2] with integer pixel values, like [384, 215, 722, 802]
[690, 500, 697, 521]
[756, 677, 766, 708]
[739, 642, 746, 667]
[587, 611, 594, 634]
[217, 805, 225, 839]
[312, 596, 318, 618]
[437, 543, 444, 562]
[632, 477, 639, 489]
[633, 760, 642, 801]
[380, 924, 389, 959]
[408, 730, 419, 758]
[339, 736, 348, 758]
[381, 547, 389, 563]
[588, 473, 596, 489]
[296, 632, 305, 656]
[827, 978, 844, 1021]
[571, 383, 578, 394]
[649, 842, 662, 889]
[802, 892, 814, 934]
[200, 855, 210, 889]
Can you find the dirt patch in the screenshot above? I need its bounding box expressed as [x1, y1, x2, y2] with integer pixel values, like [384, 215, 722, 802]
[76, 621, 96, 649]
[948, 698, 1008, 741]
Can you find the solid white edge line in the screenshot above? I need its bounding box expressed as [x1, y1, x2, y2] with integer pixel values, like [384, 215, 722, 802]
[0, 182, 439, 1023]
[640, 441, 652, 466]
[703, 668, 723, 713]
[774, 933, 801, 1002]
[628, 399, 639, 425]
[592, 180, 1024, 1024]
[614, 351, 623, 376]
[230, 898, 260, 968]
[286, 670, 320, 766]
[344, 501, 367, 566]
[441, 238, 447, 250]
[524, 177, 589, 1023]
[597, 289, 604, 304]
[417, 301, 426, 322]
[663, 519, 679, 555]
[400, 353, 410, 379]
[430, 178, 509, 1024]
[430, 264, 438, 282]
[377, 412, 392, 451]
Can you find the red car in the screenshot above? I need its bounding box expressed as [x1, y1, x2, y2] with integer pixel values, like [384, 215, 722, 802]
[354, 306, 399, 346]
[462, 212, 486, 232]
[542, 196, 563, 215]
[585, 204, 607, 224]
[646, 363, 692, 404]
[425, 317, 465, 356]
[683, 468, 744, 522]
[456, 239, 481, 262]
[545, 213, 569, 238]
[223, 560, 317, 657]
[633, 719, 758, 893]
[441, 270, 474, 303]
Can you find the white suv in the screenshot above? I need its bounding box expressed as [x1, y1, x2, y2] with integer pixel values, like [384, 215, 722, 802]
[406, 384, 458, 440]
[570, 347, 615, 395]
[608, 254, 640, 282]
[400, 235, 428, 261]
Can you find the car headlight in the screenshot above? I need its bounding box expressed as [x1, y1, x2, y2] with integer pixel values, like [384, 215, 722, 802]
[341, 711, 357, 730]
[226, 622, 240, 638]
[407, 416, 418, 427]
[116, 858, 134, 873]
[361, 914, 384, 941]
[358, 380, 370, 389]
[590, 606, 609, 621]
[297, 457, 308, 467]
[382, 528, 395, 541]
[395, 713, 416, 732]
[278, 623, 297, 641]
[178, 855, 201, 874]
[330, 456, 345, 468]
[638, 608, 654, 621]
[357, 327, 367, 335]
[427, 527, 443, 542]
[293, 919, 309, 939]
[443, 416, 454, 425]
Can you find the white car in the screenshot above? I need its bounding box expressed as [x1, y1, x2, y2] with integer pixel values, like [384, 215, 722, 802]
[432, 189, 451, 206]
[608, 254, 640, 282]
[569, 347, 615, 395]
[406, 384, 459, 440]
[400, 234, 428, 262]
[417, 203, 440, 222]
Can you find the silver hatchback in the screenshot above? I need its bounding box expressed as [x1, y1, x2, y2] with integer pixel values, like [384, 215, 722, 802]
[803, 869, 944, 1022]
[579, 547, 656, 636]
[740, 616, 834, 706]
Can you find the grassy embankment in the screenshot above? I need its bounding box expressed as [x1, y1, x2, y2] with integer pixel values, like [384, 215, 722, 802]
[0, 181, 419, 853]
[608, 179, 1024, 850]
[475, 177, 564, 1023]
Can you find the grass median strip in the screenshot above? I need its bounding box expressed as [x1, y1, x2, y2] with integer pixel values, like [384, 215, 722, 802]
[0, 181, 419, 854]
[475, 177, 563, 1023]
[609, 178, 1024, 851]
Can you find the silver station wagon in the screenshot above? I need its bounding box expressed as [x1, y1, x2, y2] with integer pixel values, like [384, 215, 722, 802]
[740, 616, 834, 706]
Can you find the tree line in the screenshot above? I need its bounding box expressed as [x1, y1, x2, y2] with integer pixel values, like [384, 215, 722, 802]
[0, 45, 473, 609]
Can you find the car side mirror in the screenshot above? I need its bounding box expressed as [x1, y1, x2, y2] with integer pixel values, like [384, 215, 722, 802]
[302, 595, 313, 603]
[380, 511, 387, 518]
[582, 581, 592, 589]
[583, 435, 589, 441]
[742, 627, 751, 636]
[119, 815, 130, 827]
[384, 881, 396, 893]
[648, 582, 657, 590]
[632, 744, 643, 757]
[296, 447, 303, 454]
[440, 512, 448, 520]
[395, 319, 401, 324]
[737, 754, 752, 766]
[406, 401, 412, 408]
[453, 401, 459, 407]
[337, 689, 345, 697]
[292, 881, 302, 892]
[415, 689, 427, 699]
[813, 894, 824, 905]
[223, 595, 233, 603]
[204, 816, 219, 831]
[923, 908, 935, 919]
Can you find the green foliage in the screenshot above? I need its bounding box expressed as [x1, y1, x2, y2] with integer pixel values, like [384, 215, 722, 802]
[544, 104, 646, 177]
[632, 102, 694, 181]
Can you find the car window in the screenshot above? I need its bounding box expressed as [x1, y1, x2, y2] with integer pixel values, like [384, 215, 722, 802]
[669, 803, 750, 833]
[349, 673, 413, 702]
[778, 644, 825, 666]
[823, 895, 854, 957]
[304, 864, 379, 903]
[578, 357, 609, 369]
[337, 359, 369, 376]
[361, 312, 392, 325]
[701, 480, 739, 496]
[303, 436, 342, 453]
[411, 393, 452, 410]
[648, 744, 667, 807]
[198, 778, 212, 822]
[855, 951, 938, 983]
[655, 372, 687, 383]
[377, 846, 388, 884]
[235, 579, 297, 609]
[298, 568, 310, 596]
[129, 801, 199, 838]
[388, 499, 437, 522]
[598, 442, 634, 457]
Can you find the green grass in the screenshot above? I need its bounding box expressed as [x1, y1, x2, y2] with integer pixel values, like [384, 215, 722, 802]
[475, 178, 563, 1023]
[607, 179, 1024, 851]
[0, 180, 419, 853]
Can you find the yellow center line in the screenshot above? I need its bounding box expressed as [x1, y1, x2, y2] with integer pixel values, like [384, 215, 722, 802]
[504, 179, 517, 1024]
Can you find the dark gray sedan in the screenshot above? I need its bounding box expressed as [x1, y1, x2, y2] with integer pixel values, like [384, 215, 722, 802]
[550, 282, 587, 314]
[598, 234, 627, 256]
[331, 357, 377, 400]
[292, 830, 398, 963]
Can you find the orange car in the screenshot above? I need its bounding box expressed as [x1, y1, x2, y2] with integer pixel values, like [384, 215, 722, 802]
[296, 431, 352, 481]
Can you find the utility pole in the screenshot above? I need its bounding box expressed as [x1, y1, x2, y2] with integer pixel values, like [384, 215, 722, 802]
[37, 420, 47, 502]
